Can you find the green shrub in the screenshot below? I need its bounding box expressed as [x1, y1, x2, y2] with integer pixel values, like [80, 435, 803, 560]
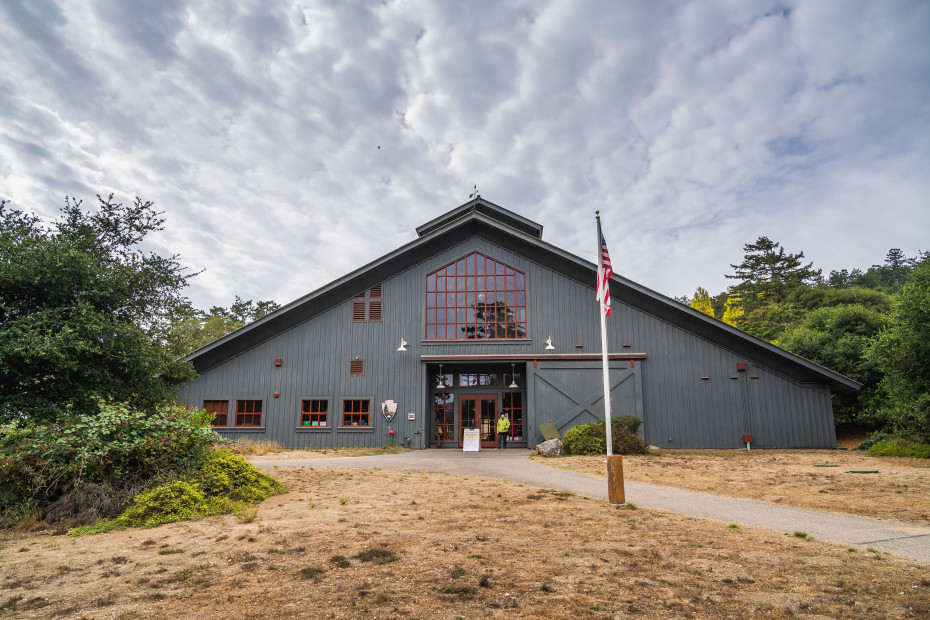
[118, 481, 205, 528]
[615, 415, 643, 435]
[857, 432, 893, 451]
[563, 424, 605, 455]
[68, 450, 284, 534]
[613, 428, 648, 455]
[197, 450, 285, 503]
[866, 439, 930, 459]
[563, 417, 648, 456]
[1, 400, 219, 526]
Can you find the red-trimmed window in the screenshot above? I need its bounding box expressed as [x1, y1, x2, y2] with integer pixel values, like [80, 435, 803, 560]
[502, 393, 523, 441]
[433, 393, 454, 443]
[301, 400, 328, 427]
[235, 400, 263, 427]
[425, 252, 526, 339]
[342, 399, 370, 427]
[353, 285, 382, 322]
[204, 400, 229, 427]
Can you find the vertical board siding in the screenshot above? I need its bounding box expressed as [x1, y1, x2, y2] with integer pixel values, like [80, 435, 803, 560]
[178, 235, 837, 449]
[531, 361, 643, 445]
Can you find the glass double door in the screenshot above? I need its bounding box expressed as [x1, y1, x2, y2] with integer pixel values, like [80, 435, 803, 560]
[458, 394, 498, 448]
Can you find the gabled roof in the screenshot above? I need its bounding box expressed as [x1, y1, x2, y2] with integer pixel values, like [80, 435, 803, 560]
[415, 196, 543, 239]
[186, 199, 860, 393]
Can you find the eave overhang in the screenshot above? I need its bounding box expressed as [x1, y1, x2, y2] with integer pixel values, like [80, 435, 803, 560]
[415, 196, 543, 239]
[185, 207, 861, 394]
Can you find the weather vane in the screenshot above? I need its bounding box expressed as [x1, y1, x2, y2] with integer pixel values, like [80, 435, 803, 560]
[469, 183, 479, 200]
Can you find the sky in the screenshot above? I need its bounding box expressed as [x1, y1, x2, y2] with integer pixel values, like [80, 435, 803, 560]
[1, 0, 928, 310]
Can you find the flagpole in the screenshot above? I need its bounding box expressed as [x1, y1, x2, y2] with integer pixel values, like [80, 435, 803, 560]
[596, 211, 613, 457]
[597, 211, 624, 505]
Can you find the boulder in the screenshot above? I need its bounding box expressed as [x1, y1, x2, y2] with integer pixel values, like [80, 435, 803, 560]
[535, 438, 563, 457]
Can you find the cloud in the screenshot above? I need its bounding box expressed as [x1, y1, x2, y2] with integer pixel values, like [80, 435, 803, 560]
[1, 0, 927, 309]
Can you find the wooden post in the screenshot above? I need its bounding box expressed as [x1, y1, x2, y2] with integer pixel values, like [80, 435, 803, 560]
[607, 455, 624, 505]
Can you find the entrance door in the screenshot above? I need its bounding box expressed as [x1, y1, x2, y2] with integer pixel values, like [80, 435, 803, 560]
[458, 394, 498, 448]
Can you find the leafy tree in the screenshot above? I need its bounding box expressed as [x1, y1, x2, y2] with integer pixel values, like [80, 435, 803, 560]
[739, 302, 804, 342]
[0, 195, 195, 423]
[779, 304, 889, 427]
[166, 308, 244, 358]
[878, 249, 912, 291]
[870, 257, 930, 441]
[167, 296, 280, 357]
[689, 287, 714, 317]
[726, 236, 821, 313]
[211, 296, 280, 324]
[828, 268, 858, 289]
[829, 249, 925, 294]
[721, 294, 743, 327]
[788, 286, 892, 314]
[710, 291, 729, 319]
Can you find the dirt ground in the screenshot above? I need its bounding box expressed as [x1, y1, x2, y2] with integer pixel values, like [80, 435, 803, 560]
[534, 449, 930, 526]
[2, 466, 930, 619]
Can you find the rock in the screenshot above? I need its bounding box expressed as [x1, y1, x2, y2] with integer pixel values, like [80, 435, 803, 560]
[647, 445, 661, 450]
[535, 438, 563, 457]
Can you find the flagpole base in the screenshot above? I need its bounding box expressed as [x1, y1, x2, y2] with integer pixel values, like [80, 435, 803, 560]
[607, 455, 625, 505]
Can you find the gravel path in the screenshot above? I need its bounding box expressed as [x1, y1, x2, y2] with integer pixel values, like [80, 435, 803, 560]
[252, 449, 930, 563]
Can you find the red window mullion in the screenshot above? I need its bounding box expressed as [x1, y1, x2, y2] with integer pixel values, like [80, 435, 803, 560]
[425, 252, 526, 341]
[235, 399, 263, 428]
[342, 399, 370, 427]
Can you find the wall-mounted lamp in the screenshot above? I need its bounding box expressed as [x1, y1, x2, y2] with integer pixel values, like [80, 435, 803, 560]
[545, 337, 555, 351]
[436, 364, 445, 389]
[397, 338, 407, 352]
[509, 363, 518, 389]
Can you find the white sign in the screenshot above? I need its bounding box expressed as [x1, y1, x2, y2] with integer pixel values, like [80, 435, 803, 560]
[463, 429, 480, 452]
[407, 412, 415, 421]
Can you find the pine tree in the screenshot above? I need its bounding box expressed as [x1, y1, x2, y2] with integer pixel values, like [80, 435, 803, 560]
[726, 236, 821, 313]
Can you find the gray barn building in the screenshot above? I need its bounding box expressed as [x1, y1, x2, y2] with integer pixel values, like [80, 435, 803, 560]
[178, 198, 859, 450]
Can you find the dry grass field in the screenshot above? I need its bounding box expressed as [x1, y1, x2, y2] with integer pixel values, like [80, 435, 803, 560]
[2, 464, 930, 619]
[535, 449, 930, 526]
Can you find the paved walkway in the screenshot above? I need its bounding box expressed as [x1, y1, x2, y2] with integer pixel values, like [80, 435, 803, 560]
[252, 449, 930, 564]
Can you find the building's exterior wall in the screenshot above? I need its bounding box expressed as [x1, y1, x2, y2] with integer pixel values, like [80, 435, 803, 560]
[529, 360, 643, 441]
[178, 234, 836, 449]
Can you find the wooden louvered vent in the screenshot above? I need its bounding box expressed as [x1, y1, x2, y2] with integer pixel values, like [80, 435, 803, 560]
[352, 284, 383, 322]
[350, 359, 364, 375]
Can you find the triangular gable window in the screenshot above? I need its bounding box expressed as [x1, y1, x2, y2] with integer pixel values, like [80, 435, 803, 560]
[425, 252, 527, 340]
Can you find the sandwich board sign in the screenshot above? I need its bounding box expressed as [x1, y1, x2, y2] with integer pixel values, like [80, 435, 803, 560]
[462, 429, 480, 452]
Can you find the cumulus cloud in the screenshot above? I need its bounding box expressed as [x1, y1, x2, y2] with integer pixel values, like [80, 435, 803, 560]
[1, 0, 927, 308]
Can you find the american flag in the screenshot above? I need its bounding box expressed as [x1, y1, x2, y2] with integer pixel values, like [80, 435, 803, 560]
[597, 233, 613, 317]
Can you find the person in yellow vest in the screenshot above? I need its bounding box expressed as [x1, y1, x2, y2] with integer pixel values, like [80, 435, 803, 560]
[496, 413, 510, 449]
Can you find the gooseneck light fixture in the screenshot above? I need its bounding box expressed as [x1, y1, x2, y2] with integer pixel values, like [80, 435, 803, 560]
[397, 338, 407, 352]
[509, 363, 518, 389]
[545, 337, 555, 351]
[436, 364, 445, 389]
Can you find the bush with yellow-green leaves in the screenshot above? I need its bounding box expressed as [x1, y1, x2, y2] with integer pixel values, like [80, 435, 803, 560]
[70, 450, 284, 535]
